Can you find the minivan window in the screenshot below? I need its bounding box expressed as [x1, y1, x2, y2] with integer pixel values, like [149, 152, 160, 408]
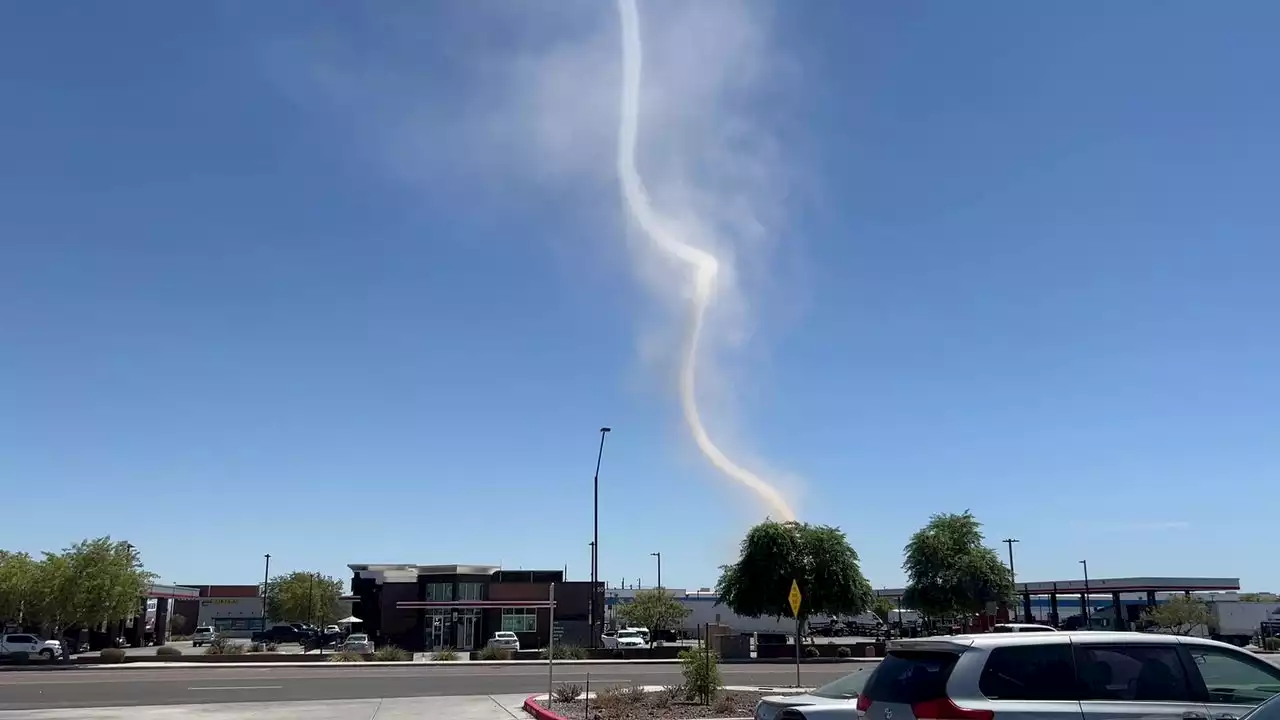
[863, 650, 961, 704]
[1185, 646, 1280, 706]
[979, 644, 1076, 700]
[1075, 645, 1191, 702]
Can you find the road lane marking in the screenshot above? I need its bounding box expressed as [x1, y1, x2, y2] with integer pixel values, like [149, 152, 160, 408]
[188, 686, 283, 691]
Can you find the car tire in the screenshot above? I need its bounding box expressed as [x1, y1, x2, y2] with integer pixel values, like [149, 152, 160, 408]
[39, 649, 54, 660]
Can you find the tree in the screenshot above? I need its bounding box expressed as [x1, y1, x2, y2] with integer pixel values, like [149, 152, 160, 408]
[0, 551, 40, 623]
[902, 511, 1013, 622]
[1, 538, 155, 634]
[169, 613, 187, 635]
[715, 521, 874, 630]
[616, 589, 690, 645]
[872, 597, 895, 624]
[265, 571, 343, 625]
[1143, 595, 1213, 635]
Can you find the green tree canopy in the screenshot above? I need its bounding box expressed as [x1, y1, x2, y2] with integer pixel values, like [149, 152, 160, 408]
[715, 520, 873, 625]
[1, 537, 155, 631]
[616, 589, 690, 644]
[871, 597, 895, 624]
[902, 511, 1013, 619]
[265, 571, 344, 625]
[1143, 595, 1213, 635]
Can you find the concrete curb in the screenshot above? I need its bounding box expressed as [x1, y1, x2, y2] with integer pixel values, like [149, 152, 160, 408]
[0, 657, 882, 671]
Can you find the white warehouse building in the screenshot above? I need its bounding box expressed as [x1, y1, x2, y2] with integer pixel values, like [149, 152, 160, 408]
[604, 587, 879, 635]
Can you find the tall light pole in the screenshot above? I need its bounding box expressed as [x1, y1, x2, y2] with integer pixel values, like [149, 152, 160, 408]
[262, 554, 271, 626]
[591, 426, 611, 647]
[1080, 559, 1091, 624]
[1002, 539, 1019, 621]
[650, 552, 661, 590]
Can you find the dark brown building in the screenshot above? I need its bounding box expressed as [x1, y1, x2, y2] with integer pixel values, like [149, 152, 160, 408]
[348, 564, 602, 652]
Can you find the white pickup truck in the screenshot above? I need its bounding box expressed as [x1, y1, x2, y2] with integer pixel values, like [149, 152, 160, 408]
[0, 633, 64, 660]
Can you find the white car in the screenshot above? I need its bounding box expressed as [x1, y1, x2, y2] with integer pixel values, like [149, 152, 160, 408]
[192, 626, 217, 647]
[342, 633, 374, 653]
[0, 633, 64, 660]
[604, 629, 646, 649]
[488, 631, 520, 652]
[754, 665, 872, 720]
[991, 622, 1058, 633]
[325, 625, 340, 635]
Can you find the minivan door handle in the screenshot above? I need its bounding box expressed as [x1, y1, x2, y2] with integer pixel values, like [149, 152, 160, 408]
[1183, 713, 1208, 720]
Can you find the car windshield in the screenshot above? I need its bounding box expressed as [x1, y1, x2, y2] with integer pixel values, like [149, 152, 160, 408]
[347, 634, 368, 642]
[496, 633, 515, 639]
[619, 630, 640, 637]
[811, 667, 874, 699]
[196, 627, 213, 633]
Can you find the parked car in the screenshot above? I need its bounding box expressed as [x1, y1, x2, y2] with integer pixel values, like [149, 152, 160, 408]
[191, 626, 217, 647]
[251, 624, 308, 644]
[779, 631, 1280, 719]
[0, 633, 64, 660]
[603, 629, 646, 649]
[488, 631, 520, 652]
[325, 625, 340, 635]
[754, 665, 873, 719]
[1244, 692, 1280, 720]
[342, 634, 374, 654]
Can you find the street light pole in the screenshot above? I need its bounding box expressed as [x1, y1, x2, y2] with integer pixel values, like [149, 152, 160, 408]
[1080, 559, 1091, 624]
[1002, 538, 1019, 622]
[591, 426, 611, 647]
[262, 554, 271, 626]
[651, 552, 661, 590]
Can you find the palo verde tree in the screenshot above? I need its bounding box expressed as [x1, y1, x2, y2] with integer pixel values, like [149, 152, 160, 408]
[616, 588, 691, 645]
[2, 538, 156, 633]
[902, 511, 1013, 622]
[715, 520, 874, 630]
[1143, 595, 1213, 636]
[264, 571, 344, 625]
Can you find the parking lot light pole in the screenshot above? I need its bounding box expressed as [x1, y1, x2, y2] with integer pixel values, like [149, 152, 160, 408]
[1080, 559, 1091, 623]
[262, 554, 271, 625]
[591, 426, 611, 647]
[650, 552, 661, 590]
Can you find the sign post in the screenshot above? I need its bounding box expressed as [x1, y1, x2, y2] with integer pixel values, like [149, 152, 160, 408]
[789, 580, 802, 687]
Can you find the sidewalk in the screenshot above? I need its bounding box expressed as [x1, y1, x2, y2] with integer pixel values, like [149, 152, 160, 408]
[0, 695, 532, 719]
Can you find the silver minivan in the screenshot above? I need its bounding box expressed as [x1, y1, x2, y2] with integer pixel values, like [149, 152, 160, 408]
[782, 631, 1280, 720]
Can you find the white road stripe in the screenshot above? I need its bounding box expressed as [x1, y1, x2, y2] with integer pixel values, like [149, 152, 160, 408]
[187, 686, 283, 691]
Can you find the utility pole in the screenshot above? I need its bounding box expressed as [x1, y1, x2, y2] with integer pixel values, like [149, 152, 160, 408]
[651, 552, 662, 590]
[1080, 559, 1091, 624]
[1002, 538, 1019, 585]
[591, 426, 611, 647]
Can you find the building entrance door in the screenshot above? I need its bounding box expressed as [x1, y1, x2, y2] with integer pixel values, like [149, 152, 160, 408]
[429, 614, 446, 650]
[458, 614, 476, 650]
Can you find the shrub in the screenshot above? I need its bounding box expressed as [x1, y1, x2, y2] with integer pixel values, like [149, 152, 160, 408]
[805, 645, 821, 658]
[265, 641, 279, 652]
[100, 648, 127, 664]
[374, 645, 411, 661]
[1266, 637, 1280, 652]
[678, 647, 722, 704]
[431, 647, 459, 661]
[329, 649, 365, 662]
[714, 692, 738, 715]
[651, 684, 685, 708]
[204, 637, 245, 655]
[837, 645, 852, 658]
[156, 645, 183, 657]
[552, 683, 583, 703]
[540, 644, 586, 660]
[478, 645, 512, 661]
[619, 684, 647, 706]
[593, 686, 625, 711]
[248, 642, 265, 653]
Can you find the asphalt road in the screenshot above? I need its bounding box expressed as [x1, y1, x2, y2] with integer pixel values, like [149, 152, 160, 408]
[0, 662, 857, 711]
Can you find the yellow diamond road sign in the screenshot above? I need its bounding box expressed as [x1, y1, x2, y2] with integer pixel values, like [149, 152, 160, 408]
[788, 580, 802, 617]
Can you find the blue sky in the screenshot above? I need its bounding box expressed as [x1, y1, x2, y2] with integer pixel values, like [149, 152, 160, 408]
[3, 1, 1277, 594]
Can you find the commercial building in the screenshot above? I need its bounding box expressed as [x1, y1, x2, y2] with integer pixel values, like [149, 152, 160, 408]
[348, 564, 602, 652]
[174, 584, 264, 637]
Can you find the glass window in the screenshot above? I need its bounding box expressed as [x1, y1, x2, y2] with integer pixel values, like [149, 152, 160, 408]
[1244, 695, 1280, 720]
[501, 608, 536, 633]
[1075, 645, 1191, 702]
[458, 583, 485, 601]
[1186, 646, 1280, 706]
[425, 583, 453, 601]
[980, 644, 1077, 700]
[811, 667, 874, 700]
[863, 651, 961, 704]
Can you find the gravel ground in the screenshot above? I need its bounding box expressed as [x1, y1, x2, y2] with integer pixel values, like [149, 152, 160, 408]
[536, 689, 775, 719]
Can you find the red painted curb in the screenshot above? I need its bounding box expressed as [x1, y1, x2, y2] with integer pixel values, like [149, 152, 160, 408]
[522, 693, 572, 720]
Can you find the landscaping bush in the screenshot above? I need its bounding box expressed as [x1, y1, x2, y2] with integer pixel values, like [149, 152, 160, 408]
[204, 637, 245, 655]
[552, 683, 584, 703]
[593, 686, 625, 712]
[619, 684, 647, 707]
[156, 645, 183, 657]
[837, 645, 852, 658]
[714, 692, 738, 715]
[431, 647, 459, 661]
[805, 645, 821, 658]
[1266, 637, 1280, 652]
[329, 649, 365, 662]
[678, 647, 722, 704]
[478, 645, 511, 661]
[100, 648, 127, 664]
[249, 642, 265, 653]
[540, 644, 586, 660]
[373, 645, 411, 661]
